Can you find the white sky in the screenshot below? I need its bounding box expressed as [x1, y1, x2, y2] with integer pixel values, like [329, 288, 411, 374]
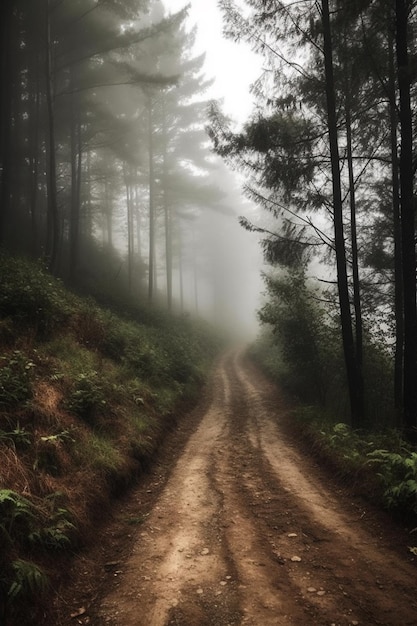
[163, 0, 262, 124]
[162, 0, 265, 338]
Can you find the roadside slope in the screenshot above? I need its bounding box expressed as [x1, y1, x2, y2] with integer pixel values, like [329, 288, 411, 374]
[0, 255, 220, 625]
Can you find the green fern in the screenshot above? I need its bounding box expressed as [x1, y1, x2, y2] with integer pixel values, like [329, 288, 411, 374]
[0, 423, 31, 449]
[0, 490, 36, 538]
[368, 449, 417, 515]
[29, 507, 75, 550]
[8, 559, 48, 601]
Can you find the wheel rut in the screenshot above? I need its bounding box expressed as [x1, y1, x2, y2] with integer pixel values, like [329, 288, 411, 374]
[60, 349, 417, 626]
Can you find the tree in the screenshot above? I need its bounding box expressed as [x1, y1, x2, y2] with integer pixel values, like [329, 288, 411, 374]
[215, 0, 417, 432]
[321, 0, 363, 426]
[395, 0, 417, 438]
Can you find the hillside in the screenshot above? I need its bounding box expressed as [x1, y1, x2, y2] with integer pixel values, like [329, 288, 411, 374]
[0, 255, 221, 625]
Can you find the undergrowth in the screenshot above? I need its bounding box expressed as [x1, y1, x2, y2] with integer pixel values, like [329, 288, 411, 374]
[249, 326, 417, 522]
[0, 254, 221, 624]
[293, 406, 417, 521]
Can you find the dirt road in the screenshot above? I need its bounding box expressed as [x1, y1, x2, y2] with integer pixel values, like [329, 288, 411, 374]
[65, 350, 417, 626]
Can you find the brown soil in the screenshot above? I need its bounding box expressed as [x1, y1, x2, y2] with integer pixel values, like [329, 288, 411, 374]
[47, 349, 417, 626]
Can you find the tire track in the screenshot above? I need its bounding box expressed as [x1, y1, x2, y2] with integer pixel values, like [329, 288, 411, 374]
[95, 350, 417, 626]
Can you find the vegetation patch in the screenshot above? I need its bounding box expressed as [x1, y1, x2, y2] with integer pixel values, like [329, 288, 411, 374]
[0, 255, 221, 624]
[283, 405, 417, 522]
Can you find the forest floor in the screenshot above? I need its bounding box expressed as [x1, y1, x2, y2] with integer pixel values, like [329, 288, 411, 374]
[48, 349, 417, 626]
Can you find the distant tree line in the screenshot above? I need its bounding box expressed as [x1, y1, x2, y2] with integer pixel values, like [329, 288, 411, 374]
[0, 0, 228, 310]
[210, 0, 417, 439]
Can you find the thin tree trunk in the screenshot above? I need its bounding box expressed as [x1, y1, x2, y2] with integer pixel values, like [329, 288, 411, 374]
[388, 25, 403, 421]
[178, 225, 184, 313]
[29, 61, 41, 257]
[321, 0, 362, 427]
[162, 101, 173, 310]
[0, 3, 14, 245]
[85, 149, 93, 240]
[192, 226, 199, 314]
[135, 184, 141, 260]
[345, 103, 364, 417]
[395, 0, 417, 440]
[45, 0, 59, 272]
[104, 177, 113, 248]
[124, 166, 134, 293]
[69, 86, 82, 283]
[148, 95, 155, 303]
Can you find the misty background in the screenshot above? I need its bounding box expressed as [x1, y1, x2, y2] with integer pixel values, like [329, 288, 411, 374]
[0, 0, 265, 340]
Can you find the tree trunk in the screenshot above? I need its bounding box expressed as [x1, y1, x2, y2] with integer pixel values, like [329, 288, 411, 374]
[178, 225, 184, 313]
[345, 102, 364, 419]
[104, 177, 113, 249]
[162, 100, 173, 311]
[69, 87, 82, 283]
[124, 166, 134, 294]
[29, 59, 41, 257]
[135, 184, 142, 260]
[45, 0, 59, 273]
[0, 3, 14, 246]
[388, 24, 404, 422]
[321, 0, 362, 427]
[148, 95, 155, 303]
[395, 0, 417, 440]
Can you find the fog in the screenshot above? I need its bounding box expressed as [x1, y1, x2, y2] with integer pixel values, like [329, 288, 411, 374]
[0, 0, 267, 341]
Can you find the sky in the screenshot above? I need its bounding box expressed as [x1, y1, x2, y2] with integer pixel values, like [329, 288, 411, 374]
[162, 0, 266, 339]
[164, 0, 263, 124]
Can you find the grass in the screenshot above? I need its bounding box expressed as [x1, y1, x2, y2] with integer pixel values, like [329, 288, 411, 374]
[0, 254, 221, 623]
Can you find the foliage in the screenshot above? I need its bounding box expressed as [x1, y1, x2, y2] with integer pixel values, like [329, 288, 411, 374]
[0, 490, 36, 546]
[75, 433, 126, 480]
[66, 371, 107, 422]
[254, 266, 396, 426]
[367, 449, 417, 517]
[7, 559, 48, 601]
[0, 254, 221, 623]
[292, 407, 417, 518]
[0, 351, 35, 408]
[0, 255, 75, 337]
[0, 424, 32, 449]
[0, 489, 75, 551]
[36, 494, 75, 552]
[255, 269, 344, 409]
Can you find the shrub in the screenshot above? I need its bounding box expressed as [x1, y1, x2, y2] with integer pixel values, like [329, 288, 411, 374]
[0, 423, 32, 449]
[29, 496, 75, 551]
[0, 255, 74, 337]
[257, 269, 344, 408]
[367, 449, 417, 517]
[65, 371, 107, 422]
[0, 351, 35, 408]
[7, 559, 48, 601]
[0, 490, 36, 547]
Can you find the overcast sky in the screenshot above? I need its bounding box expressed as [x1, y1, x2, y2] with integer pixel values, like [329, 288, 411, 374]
[163, 0, 262, 124]
[162, 0, 265, 339]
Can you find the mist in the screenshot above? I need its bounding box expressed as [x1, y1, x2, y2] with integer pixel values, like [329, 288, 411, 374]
[0, 0, 266, 343]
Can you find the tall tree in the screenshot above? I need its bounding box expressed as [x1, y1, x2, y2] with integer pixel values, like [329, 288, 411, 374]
[321, 0, 363, 425]
[395, 0, 417, 438]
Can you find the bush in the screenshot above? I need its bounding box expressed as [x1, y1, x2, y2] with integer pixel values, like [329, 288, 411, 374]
[367, 448, 417, 517]
[65, 371, 107, 422]
[0, 351, 35, 408]
[256, 269, 344, 407]
[0, 255, 75, 337]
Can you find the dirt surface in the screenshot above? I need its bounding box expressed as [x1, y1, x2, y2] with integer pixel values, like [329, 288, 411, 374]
[51, 350, 417, 626]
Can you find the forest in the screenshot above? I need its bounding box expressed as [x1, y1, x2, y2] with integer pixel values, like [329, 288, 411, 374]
[209, 0, 417, 440]
[0, 0, 254, 325]
[1, 0, 417, 623]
